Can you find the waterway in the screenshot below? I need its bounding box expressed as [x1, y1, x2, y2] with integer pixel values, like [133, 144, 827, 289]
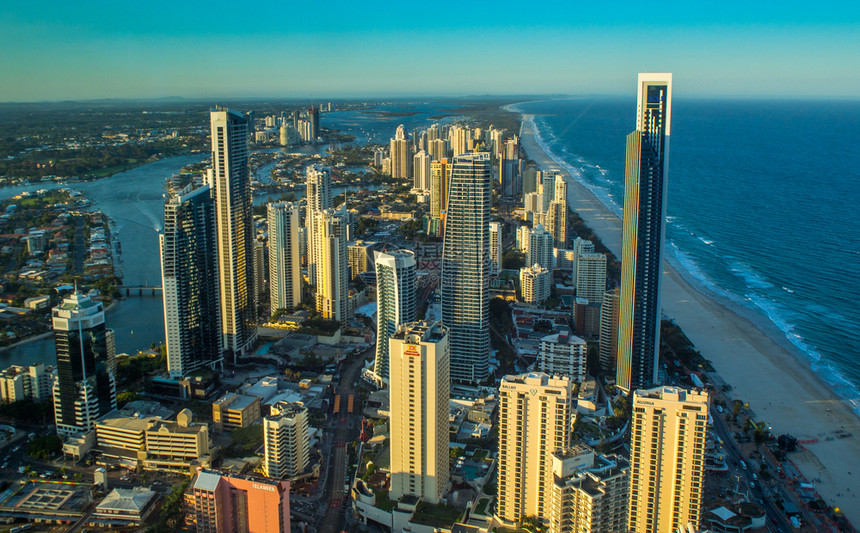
[0, 151, 381, 369]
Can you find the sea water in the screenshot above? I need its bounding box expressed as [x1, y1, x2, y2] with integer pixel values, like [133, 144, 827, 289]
[513, 97, 860, 415]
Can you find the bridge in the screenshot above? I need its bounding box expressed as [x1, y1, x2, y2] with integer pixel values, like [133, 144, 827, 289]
[119, 286, 162, 296]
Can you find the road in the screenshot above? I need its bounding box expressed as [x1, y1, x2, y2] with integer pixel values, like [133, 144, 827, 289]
[318, 347, 370, 533]
[709, 405, 794, 533]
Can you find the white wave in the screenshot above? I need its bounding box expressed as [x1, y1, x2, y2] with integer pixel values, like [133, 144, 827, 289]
[730, 261, 774, 290]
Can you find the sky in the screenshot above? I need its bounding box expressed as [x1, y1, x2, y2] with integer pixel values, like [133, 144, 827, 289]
[1, 1, 858, 102]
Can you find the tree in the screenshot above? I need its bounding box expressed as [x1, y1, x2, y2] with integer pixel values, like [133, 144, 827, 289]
[502, 251, 525, 270]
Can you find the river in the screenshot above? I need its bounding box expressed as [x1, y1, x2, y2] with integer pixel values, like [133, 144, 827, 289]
[0, 151, 380, 369]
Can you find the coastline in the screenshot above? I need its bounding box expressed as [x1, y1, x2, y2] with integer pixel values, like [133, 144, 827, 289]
[517, 111, 860, 522]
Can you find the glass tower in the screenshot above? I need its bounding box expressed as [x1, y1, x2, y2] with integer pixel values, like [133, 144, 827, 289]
[617, 73, 673, 393]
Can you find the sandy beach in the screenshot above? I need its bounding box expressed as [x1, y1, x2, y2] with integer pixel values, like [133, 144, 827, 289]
[518, 113, 860, 522]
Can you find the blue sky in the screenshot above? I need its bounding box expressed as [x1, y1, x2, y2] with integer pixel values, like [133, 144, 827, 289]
[1, 1, 858, 101]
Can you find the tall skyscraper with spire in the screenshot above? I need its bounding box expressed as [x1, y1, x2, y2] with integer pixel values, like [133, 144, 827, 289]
[373, 250, 417, 384]
[268, 202, 302, 314]
[160, 183, 222, 378]
[211, 107, 257, 360]
[52, 291, 117, 436]
[442, 152, 491, 383]
[616, 73, 673, 393]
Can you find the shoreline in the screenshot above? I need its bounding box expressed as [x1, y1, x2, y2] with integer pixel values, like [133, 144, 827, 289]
[516, 111, 860, 522]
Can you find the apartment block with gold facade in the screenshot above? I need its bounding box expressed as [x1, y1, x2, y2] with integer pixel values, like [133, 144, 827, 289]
[628, 386, 709, 533]
[496, 372, 573, 526]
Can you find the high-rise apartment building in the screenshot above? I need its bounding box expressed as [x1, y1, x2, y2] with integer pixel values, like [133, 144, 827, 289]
[537, 331, 587, 382]
[390, 125, 412, 180]
[617, 73, 673, 393]
[449, 125, 469, 156]
[571, 237, 594, 282]
[263, 401, 310, 479]
[519, 264, 552, 304]
[52, 291, 117, 436]
[629, 386, 708, 533]
[254, 239, 267, 306]
[516, 225, 531, 253]
[160, 183, 222, 379]
[373, 250, 417, 384]
[599, 287, 621, 372]
[308, 106, 320, 140]
[267, 202, 302, 314]
[428, 138, 448, 162]
[501, 138, 520, 198]
[497, 373, 573, 526]
[548, 445, 630, 533]
[546, 177, 568, 248]
[428, 158, 450, 236]
[527, 224, 555, 271]
[575, 252, 607, 306]
[489, 222, 502, 275]
[211, 107, 257, 358]
[441, 152, 491, 383]
[191, 471, 290, 533]
[347, 240, 375, 281]
[413, 150, 431, 190]
[388, 321, 450, 504]
[311, 209, 349, 322]
[305, 164, 332, 286]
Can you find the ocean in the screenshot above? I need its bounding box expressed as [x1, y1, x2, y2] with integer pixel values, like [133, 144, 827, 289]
[512, 97, 860, 414]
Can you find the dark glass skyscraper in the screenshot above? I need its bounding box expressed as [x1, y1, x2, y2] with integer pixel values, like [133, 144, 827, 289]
[160, 183, 222, 378]
[617, 73, 673, 393]
[442, 152, 491, 384]
[52, 292, 116, 436]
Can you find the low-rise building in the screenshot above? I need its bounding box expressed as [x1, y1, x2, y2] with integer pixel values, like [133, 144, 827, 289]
[90, 488, 159, 527]
[212, 392, 262, 431]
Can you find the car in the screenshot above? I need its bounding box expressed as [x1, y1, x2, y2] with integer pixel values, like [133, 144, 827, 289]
[752, 473, 758, 481]
[750, 481, 755, 488]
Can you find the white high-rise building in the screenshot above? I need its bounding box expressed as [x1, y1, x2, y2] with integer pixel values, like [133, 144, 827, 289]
[449, 125, 469, 156]
[527, 224, 555, 271]
[390, 125, 412, 180]
[519, 264, 551, 304]
[576, 252, 607, 305]
[537, 331, 588, 382]
[629, 386, 708, 533]
[571, 237, 595, 281]
[311, 209, 349, 323]
[389, 322, 450, 504]
[546, 177, 568, 248]
[428, 138, 448, 162]
[305, 164, 332, 286]
[489, 222, 502, 275]
[268, 202, 302, 313]
[516, 225, 532, 253]
[413, 150, 431, 190]
[442, 152, 491, 383]
[160, 183, 222, 378]
[373, 250, 417, 384]
[211, 107, 257, 358]
[548, 445, 630, 533]
[497, 373, 573, 526]
[263, 401, 310, 479]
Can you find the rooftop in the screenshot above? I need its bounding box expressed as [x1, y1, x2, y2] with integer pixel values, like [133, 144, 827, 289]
[96, 488, 157, 513]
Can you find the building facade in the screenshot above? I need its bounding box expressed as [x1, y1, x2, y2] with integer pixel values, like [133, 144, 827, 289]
[263, 401, 310, 479]
[211, 107, 257, 359]
[191, 471, 290, 533]
[575, 252, 607, 306]
[373, 250, 417, 384]
[311, 209, 350, 323]
[527, 224, 555, 272]
[441, 152, 491, 383]
[629, 386, 708, 533]
[489, 221, 502, 275]
[305, 164, 332, 286]
[497, 373, 573, 526]
[617, 73, 673, 393]
[388, 322, 450, 504]
[390, 125, 412, 180]
[537, 331, 587, 382]
[161, 183, 223, 378]
[599, 287, 621, 372]
[520, 264, 552, 304]
[267, 202, 302, 313]
[52, 291, 116, 437]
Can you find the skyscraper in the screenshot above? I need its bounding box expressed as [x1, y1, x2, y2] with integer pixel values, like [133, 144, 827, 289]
[388, 321, 450, 504]
[489, 221, 502, 275]
[311, 209, 349, 322]
[497, 373, 573, 526]
[537, 331, 587, 382]
[599, 287, 621, 372]
[390, 124, 412, 180]
[263, 401, 310, 479]
[546, 177, 568, 248]
[268, 202, 302, 314]
[211, 107, 257, 359]
[308, 106, 320, 140]
[617, 73, 673, 393]
[527, 224, 554, 271]
[628, 386, 709, 533]
[52, 291, 117, 436]
[373, 250, 417, 384]
[519, 264, 551, 304]
[501, 138, 520, 198]
[428, 158, 450, 236]
[191, 471, 290, 533]
[442, 152, 491, 383]
[575, 252, 607, 305]
[413, 150, 431, 190]
[305, 164, 332, 286]
[160, 183, 222, 379]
